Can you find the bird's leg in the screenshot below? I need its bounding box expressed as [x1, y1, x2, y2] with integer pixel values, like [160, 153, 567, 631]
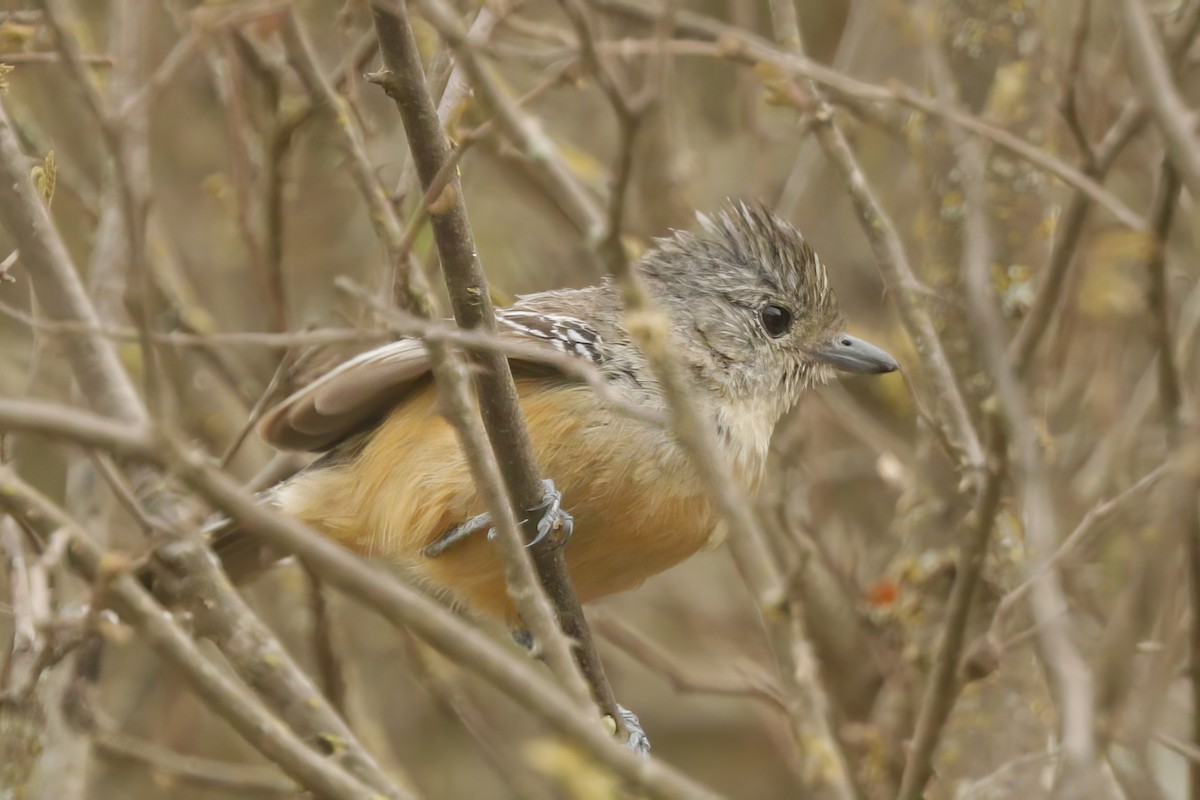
[611, 705, 650, 756]
[422, 512, 491, 557]
[423, 479, 573, 557]
[524, 479, 574, 548]
[510, 629, 651, 756]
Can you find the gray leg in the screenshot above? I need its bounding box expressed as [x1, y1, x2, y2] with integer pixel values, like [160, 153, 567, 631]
[423, 479, 573, 557]
[614, 705, 650, 755]
[422, 512, 491, 557]
[515, 632, 652, 755]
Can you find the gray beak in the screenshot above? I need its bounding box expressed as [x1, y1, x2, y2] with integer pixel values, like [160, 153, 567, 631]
[814, 333, 899, 375]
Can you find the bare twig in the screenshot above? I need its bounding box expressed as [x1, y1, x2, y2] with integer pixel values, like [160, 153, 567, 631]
[303, 567, 349, 716]
[1140, 153, 1200, 796]
[1117, 0, 1200, 202]
[990, 462, 1170, 638]
[946, 58, 1107, 800]
[778, 65, 986, 474]
[280, 10, 437, 318]
[94, 726, 298, 796]
[36, 0, 162, 413]
[1008, 8, 1197, 373]
[588, 0, 1146, 232]
[0, 398, 725, 800]
[0, 52, 114, 65]
[0, 97, 144, 424]
[0, 56, 414, 800]
[367, 0, 609, 728]
[0, 300, 388, 347]
[0, 468, 380, 800]
[405, 0, 606, 240]
[594, 614, 791, 715]
[0, 516, 50, 697]
[1059, 2, 1094, 168]
[897, 423, 1006, 800]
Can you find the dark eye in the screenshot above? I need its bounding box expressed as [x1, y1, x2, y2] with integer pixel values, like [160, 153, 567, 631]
[760, 304, 793, 337]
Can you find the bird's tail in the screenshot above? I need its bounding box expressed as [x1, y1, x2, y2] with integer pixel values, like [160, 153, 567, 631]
[137, 484, 290, 596]
[208, 515, 286, 585]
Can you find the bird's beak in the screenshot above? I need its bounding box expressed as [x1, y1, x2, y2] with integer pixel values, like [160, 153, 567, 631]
[814, 333, 899, 375]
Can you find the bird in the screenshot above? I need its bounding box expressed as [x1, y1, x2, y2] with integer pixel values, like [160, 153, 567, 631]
[216, 202, 898, 623]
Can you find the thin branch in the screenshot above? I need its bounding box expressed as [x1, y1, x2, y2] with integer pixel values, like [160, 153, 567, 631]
[37, 0, 162, 414]
[117, 28, 203, 121]
[771, 54, 986, 474]
[897, 423, 1006, 800]
[0, 97, 144, 424]
[0, 50, 414, 800]
[943, 51, 1106, 800]
[1059, 2, 1094, 168]
[1008, 0, 1199, 372]
[990, 462, 1170, 639]
[0, 517, 50, 697]
[1140, 152, 1200, 796]
[303, 567, 349, 716]
[368, 0, 608, 726]
[0, 468, 380, 800]
[594, 615, 791, 715]
[0, 398, 725, 800]
[0, 52, 114, 65]
[404, 0, 606, 240]
[1117, 0, 1200, 203]
[280, 10, 437, 318]
[94, 727, 298, 796]
[0, 300, 387, 347]
[588, 0, 1146, 232]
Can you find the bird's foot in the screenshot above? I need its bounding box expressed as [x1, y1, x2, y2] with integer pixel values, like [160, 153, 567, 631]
[511, 632, 648, 754]
[524, 479, 573, 549]
[423, 479, 573, 557]
[605, 705, 650, 756]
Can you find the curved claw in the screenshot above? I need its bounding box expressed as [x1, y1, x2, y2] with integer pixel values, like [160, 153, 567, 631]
[424, 479, 574, 556]
[614, 704, 650, 756]
[524, 479, 574, 549]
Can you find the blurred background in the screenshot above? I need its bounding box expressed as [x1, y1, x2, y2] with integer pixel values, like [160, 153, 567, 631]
[1, 0, 1198, 798]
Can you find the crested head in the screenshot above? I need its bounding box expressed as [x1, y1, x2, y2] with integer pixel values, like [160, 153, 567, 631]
[634, 201, 846, 411]
[692, 202, 839, 329]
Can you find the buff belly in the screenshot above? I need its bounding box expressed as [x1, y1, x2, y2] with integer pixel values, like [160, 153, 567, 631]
[276, 379, 718, 621]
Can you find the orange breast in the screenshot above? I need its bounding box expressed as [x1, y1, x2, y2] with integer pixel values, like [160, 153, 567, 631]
[277, 379, 718, 621]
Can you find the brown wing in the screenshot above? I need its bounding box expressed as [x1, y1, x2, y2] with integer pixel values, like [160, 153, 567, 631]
[259, 339, 434, 452]
[258, 310, 606, 453]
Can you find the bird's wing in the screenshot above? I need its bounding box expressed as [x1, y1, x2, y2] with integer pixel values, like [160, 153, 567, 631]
[259, 310, 606, 453]
[258, 339, 434, 452]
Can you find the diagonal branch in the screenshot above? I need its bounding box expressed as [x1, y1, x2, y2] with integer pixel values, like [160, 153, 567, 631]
[922, 22, 1106, 799]
[0, 99, 143, 423]
[0, 397, 725, 800]
[366, 0, 612, 730]
[0, 468, 378, 800]
[0, 73, 413, 800]
[1117, 0, 1200, 202]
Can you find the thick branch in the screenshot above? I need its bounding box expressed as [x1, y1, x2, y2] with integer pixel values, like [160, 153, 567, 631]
[366, 0, 607, 721]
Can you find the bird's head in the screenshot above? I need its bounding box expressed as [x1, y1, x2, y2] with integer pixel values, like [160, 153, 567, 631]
[636, 202, 898, 416]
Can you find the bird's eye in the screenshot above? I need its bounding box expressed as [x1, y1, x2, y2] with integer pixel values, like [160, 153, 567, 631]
[760, 304, 793, 338]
